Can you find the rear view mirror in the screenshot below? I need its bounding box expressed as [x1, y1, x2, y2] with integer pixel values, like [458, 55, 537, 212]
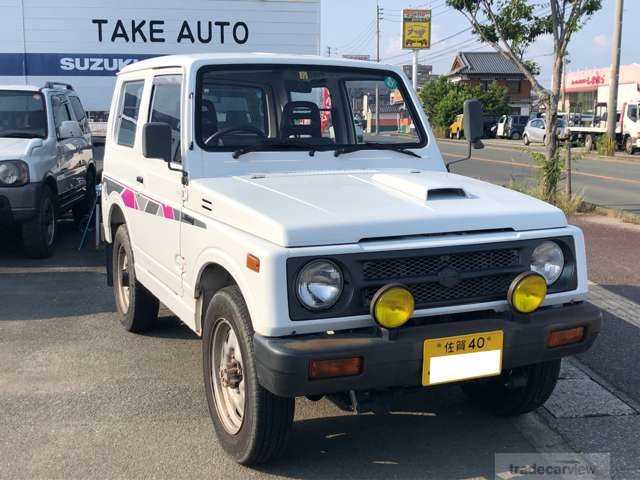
[142, 122, 172, 163]
[58, 120, 82, 140]
[463, 99, 484, 149]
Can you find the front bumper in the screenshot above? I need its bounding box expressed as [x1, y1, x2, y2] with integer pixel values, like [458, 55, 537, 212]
[254, 302, 601, 397]
[0, 182, 42, 225]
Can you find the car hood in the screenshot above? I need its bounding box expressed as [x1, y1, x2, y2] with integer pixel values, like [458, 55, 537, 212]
[192, 169, 567, 247]
[0, 137, 37, 159]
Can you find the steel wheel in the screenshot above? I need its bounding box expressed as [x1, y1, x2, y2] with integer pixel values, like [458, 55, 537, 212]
[212, 318, 246, 435]
[115, 244, 130, 313]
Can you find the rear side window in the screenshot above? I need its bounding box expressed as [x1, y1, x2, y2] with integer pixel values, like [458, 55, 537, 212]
[116, 80, 144, 147]
[149, 75, 182, 163]
[69, 96, 86, 121]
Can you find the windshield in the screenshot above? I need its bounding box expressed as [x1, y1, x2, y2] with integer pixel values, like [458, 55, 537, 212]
[0, 91, 47, 139]
[196, 65, 426, 152]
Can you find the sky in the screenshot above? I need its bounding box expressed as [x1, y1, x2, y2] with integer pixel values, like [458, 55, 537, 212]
[321, 0, 639, 87]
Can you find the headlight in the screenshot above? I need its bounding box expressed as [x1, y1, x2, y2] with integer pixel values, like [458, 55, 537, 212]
[531, 241, 565, 285]
[296, 260, 343, 310]
[0, 160, 29, 187]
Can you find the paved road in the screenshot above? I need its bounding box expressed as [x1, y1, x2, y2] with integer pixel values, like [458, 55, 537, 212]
[438, 139, 640, 214]
[2, 219, 640, 479]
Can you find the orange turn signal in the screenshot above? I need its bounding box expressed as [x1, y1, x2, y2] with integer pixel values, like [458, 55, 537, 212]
[309, 357, 363, 380]
[246, 254, 260, 272]
[548, 326, 585, 348]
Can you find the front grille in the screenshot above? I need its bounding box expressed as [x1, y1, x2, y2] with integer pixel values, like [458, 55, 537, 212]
[362, 249, 520, 281]
[361, 248, 525, 310]
[364, 273, 516, 308]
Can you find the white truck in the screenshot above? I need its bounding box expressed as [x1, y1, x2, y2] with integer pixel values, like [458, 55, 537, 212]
[569, 100, 640, 154]
[101, 54, 601, 465]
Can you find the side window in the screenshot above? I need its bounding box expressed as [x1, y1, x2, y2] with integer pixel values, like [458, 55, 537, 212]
[116, 80, 144, 147]
[69, 96, 89, 134]
[628, 104, 638, 122]
[149, 75, 182, 163]
[52, 95, 72, 135]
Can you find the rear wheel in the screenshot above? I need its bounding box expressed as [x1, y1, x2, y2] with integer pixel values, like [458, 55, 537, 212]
[461, 359, 561, 416]
[456, 130, 462, 140]
[625, 136, 637, 155]
[112, 224, 159, 332]
[203, 286, 295, 465]
[22, 184, 57, 258]
[584, 134, 594, 152]
[511, 131, 521, 140]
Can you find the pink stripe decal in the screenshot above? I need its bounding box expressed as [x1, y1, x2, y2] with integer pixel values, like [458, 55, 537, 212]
[121, 189, 137, 210]
[163, 205, 175, 220]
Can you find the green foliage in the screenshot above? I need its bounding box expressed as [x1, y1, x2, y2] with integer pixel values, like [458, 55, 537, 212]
[596, 135, 616, 156]
[418, 77, 510, 129]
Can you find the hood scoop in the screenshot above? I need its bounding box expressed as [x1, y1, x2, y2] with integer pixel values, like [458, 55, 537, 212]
[371, 173, 468, 202]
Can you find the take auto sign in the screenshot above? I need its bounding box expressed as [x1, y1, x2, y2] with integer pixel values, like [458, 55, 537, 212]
[402, 9, 431, 50]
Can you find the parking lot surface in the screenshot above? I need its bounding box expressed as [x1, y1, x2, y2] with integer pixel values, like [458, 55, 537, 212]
[2, 215, 640, 479]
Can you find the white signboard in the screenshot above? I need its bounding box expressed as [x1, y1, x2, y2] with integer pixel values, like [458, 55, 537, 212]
[1, 0, 321, 111]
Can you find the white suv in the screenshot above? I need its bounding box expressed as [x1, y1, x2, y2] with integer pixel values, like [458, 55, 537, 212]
[0, 82, 95, 257]
[101, 54, 601, 465]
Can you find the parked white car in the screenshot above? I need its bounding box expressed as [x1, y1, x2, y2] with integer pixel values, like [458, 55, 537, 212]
[0, 82, 95, 257]
[523, 117, 569, 145]
[101, 54, 601, 466]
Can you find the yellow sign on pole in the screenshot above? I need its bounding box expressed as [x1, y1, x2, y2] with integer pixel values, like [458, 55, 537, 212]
[402, 9, 431, 50]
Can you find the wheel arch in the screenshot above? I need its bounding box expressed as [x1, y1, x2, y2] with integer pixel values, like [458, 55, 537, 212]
[105, 202, 126, 244]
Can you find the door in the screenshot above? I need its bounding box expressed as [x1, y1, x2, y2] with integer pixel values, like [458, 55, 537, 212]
[51, 94, 87, 206]
[497, 115, 507, 137]
[134, 73, 184, 295]
[626, 103, 639, 138]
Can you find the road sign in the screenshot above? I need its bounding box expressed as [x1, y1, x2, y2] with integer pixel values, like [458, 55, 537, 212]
[402, 9, 431, 50]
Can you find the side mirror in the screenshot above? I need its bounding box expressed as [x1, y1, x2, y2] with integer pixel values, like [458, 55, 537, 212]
[58, 120, 82, 139]
[142, 122, 172, 163]
[463, 99, 484, 149]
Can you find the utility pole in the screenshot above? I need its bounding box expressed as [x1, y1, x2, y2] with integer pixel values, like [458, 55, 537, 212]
[326, 46, 333, 57]
[375, 1, 382, 135]
[564, 56, 572, 197]
[606, 0, 624, 151]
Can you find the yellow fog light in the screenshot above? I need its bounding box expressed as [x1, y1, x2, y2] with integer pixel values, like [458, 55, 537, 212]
[508, 272, 548, 313]
[371, 285, 415, 329]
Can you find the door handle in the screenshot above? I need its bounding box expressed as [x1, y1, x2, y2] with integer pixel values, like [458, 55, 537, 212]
[136, 176, 144, 184]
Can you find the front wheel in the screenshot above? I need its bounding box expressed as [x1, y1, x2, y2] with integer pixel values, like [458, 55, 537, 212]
[461, 359, 561, 416]
[523, 134, 530, 146]
[22, 184, 57, 258]
[203, 286, 295, 465]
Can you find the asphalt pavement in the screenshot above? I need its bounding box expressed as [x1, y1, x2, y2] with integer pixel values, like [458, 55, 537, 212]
[438, 138, 640, 214]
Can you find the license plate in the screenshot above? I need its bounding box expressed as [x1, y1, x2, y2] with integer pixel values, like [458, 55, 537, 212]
[422, 330, 503, 386]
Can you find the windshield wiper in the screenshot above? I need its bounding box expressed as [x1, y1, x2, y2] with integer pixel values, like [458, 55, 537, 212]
[232, 140, 320, 159]
[333, 143, 422, 159]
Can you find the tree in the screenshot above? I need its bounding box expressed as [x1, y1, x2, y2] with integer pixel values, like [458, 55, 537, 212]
[419, 77, 510, 131]
[446, 0, 602, 203]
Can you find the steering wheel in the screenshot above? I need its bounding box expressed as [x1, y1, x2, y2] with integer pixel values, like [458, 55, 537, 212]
[204, 125, 267, 146]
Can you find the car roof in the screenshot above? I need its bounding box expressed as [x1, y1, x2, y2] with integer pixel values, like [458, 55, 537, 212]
[118, 52, 404, 76]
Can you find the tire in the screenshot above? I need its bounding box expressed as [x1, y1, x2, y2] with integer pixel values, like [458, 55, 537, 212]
[203, 286, 295, 465]
[112, 224, 159, 333]
[625, 136, 636, 155]
[461, 359, 561, 416]
[22, 184, 57, 258]
[511, 132, 521, 141]
[523, 134, 530, 146]
[72, 167, 97, 225]
[456, 130, 462, 140]
[584, 134, 594, 152]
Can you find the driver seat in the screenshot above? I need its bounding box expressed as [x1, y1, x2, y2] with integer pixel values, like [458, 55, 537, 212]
[280, 101, 322, 139]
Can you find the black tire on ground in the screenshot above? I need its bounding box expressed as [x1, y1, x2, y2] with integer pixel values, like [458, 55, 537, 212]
[584, 134, 594, 152]
[203, 286, 295, 465]
[112, 224, 159, 332]
[625, 136, 636, 155]
[72, 167, 97, 224]
[461, 359, 561, 417]
[523, 134, 530, 146]
[22, 184, 57, 258]
[511, 132, 521, 140]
